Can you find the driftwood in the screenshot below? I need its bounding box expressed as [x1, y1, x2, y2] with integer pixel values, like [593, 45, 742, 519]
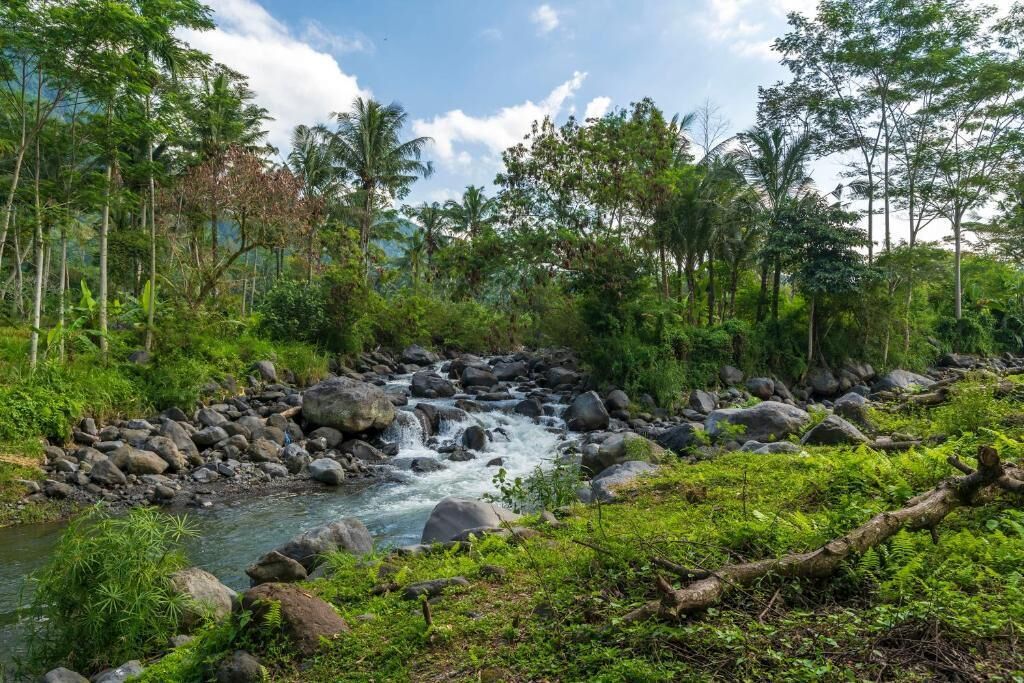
[277, 405, 302, 419]
[623, 446, 1024, 622]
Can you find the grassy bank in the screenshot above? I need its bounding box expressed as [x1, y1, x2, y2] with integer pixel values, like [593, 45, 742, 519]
[139, 430, 1024, 680]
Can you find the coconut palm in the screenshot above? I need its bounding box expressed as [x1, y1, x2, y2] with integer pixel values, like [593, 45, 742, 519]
[444, 185, 497, 239]
[405, 201, 448, 280]
[331, 98, 433, 271]
[288, 123, 347, 281]
[731, 126, 815, 321]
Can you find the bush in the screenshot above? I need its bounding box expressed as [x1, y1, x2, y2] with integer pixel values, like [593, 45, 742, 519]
[22, 506, 197, 675]
[257, 279, 330, 346]
[486, 461, 582, 513]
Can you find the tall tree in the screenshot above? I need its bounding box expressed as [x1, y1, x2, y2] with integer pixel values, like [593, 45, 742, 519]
[331, 98, 433, 273]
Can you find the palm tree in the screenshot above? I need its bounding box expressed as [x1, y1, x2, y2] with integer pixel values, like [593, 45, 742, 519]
[406, 201, 448, 280]
[731, 126, 815, 321]
[444, 185, 497, 239]
[331, 98, 433, 272]
[288, 123, 346, 281]
[398, 227, 428, 286]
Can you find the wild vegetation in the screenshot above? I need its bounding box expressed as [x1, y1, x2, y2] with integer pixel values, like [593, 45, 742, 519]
[2, 0, 1024, 680]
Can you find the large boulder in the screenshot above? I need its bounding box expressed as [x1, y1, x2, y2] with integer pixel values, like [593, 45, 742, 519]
[192, 425, 229, 449]
[872, 369, 935, 393]
[169, 567, 237, 631]
[807, 367, 840, 397]
[421, 497, 521, 544]
[493, 360, 528, 381]
[401, 344, 440, 366]
[254, 360, 276, 383]
[411, 370, 456, 398]
[583, 433, 663, 475]
[91, 661, 143, 683]
[246, 550, 308, 586]
[461, 366, 499, 388]
[110, 447, 168, 475]
[160, 419, 200, 462]
[688, 389, 717, 414]
[605, 389, 631, 412]
[239, 583, 348, 655]
[655, 423, 705, 453]
[564, 391, 610, 432]
[746, 377, 775, 400]
[461, 425, 488, 451]
[591, 461, 657, 502]
[801, 415, 870, 446]
[308, 458, 345, 485]
[719, 365, 744, 385]
[302, 377, 396, 433]
[42, 668, 88, 683]
[215, 651, 264, 683]
[705, 402, 811, 443]
[834, 392, 871, 426]
[274, 518, 373, 571]
[88, 458, 126, 487]
[146, 436, 188, 472]
[545, 367, 579, 388]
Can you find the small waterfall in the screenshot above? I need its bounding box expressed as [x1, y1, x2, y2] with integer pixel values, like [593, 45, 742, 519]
[383, 409, 425, 448]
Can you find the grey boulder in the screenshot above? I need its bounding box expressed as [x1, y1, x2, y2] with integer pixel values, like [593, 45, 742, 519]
[302, 377, 396, 433]
[564, 391, 610, 432]
[705, 402, 811, 443]
[168, 567, 236, 631]
[308, 458, 345, 485]
[274, 518, 373, 571]
[421, 497, 521, 544]
[591, 461, 657, 502]
[801, 415, 869, 446]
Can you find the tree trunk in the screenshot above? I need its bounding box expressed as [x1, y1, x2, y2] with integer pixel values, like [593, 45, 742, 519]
[59, 226, 67, 360]
[145, 98, 157, 352]
[771, 257, 781, 321]
[806, 296, 815, 370]
[756, 260, 769, 323]
[29, 136, 43, 368]
[706, 258, 715, 326]
[659, 245, 669, 300]
[953, 216, 962, 321]
[865, 166, 874, 264]
[99, 161, 112, 358]
[882, 100, 891, 253]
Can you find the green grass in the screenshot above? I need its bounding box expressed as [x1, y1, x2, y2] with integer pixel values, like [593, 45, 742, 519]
[137, 431, 1024, 682]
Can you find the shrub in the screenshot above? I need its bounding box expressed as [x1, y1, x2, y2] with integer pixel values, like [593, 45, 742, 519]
[22, 506, 197, 675]
[486, 461, 582, 513]
[935, 375, 1007, 436]
[258, 279, 330, 346]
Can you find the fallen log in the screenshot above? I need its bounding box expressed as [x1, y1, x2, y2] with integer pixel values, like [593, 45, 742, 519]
[623, 445, 1024, 622]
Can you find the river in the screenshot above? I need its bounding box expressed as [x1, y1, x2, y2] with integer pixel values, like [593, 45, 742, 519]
[0, 365, 569, 675]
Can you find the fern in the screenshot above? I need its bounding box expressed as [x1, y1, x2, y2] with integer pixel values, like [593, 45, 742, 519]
[856, 547, 881, 580]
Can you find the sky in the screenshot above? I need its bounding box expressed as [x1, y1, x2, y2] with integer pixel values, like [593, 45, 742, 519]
[178, 0, 987, 247]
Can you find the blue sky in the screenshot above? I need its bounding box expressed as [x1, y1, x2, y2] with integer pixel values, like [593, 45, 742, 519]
[183, 0, 811, 199]
[181, 0, 977, 245]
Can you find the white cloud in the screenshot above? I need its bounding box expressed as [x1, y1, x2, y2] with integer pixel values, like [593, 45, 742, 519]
[479, 27, 503, 41]
[179, 0, 370, 154]
[584, 96, 612, 120]
[531, 4, 560, 33]
[412, 71, 587, 167]
[694, 0, 816, 60]
[300, 20, 374, 54]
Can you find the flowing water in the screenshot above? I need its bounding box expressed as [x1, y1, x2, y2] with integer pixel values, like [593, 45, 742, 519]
[0, 365, 569, 673]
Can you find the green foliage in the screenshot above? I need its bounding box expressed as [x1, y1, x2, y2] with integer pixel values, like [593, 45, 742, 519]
[485, 460, 582, 513]
[22, 506, 197, 675]
[257, 279, 330, 346]
[935, 374, 1009, 436]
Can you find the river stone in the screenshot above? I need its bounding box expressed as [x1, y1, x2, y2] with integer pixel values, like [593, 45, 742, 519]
[401, 344, 440, 366]
[688, 389, 717, 414]
[89, 458, 127, 487]
[258, 462, 289, 478]
[719, 365, 744, 385]
[340, 439, 388, 462]
[806, 367, 840, 397]
[169, 567, 236, 631]
[274, 518, 373, 571]
[591, 461, 657, 502]
[42, 668, 88, 683]
[801, 415, 870, 446]
[872, 369, 935, 393]
[461, 366, 498, 388]
[514, 398, 544, 418]
[605, 389, 630, 412]
[462, 425, 488, 451]
[309, 426, 344, 448]
[705, 402, 811, 443]
[196, 407, 227, 428]
[255, 360, 276, 382]
[834, 392, 871, 424]
[246, 438, 280, 463]
[91, 661, 143, 683]
[160, 420, 200, 462]
[421, 497, 521, 544]
[216, 650, 264, 683]
[411, 457, 446, 473]
[309, 458, 345, 485]
[146, 436, 188, 472]
[584, 433, 663, 475]
[192, 425, 229, 448]
[564, 391, 610, 432]
[411, 370, 456, 398]
[246, 550, 308, 586]
[545, 366, 579, 388]
[655, 422, 705, 453]
[741, 440, 801, 454]
[302, 377, 396, 433]
[493, 360, 527, 381]
[239, 583, 349, 655]
[746, 377, 775, 400]
[110, 447, 168, 475]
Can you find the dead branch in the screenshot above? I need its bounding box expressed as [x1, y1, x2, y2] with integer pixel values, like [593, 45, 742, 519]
[624, 446, 1024, 623]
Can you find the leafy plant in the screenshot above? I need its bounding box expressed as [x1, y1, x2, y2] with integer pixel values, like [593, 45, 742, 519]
[486, 461, 582, 513]
[22, 506, 197, 675]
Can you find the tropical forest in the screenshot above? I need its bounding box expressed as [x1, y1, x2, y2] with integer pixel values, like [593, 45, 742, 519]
[1, 0, 1024, 681]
